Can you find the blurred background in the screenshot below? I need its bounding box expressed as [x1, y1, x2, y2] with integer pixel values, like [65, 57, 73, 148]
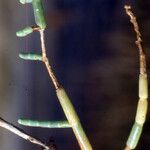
[0, 0, 150, 149]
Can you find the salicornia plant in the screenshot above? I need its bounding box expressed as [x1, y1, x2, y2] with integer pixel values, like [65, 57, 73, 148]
[16, 0, 93, 150]
[124, 5, 148, 150]
[0, 2, 148, 150]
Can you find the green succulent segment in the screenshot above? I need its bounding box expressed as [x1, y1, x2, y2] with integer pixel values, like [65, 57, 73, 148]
[16, 27, 33, 37]
[135, 99, 147, 125]
[18, 119, 71, 128]
[127, 122, 143, 149]
[19, 0, 32, 4]
[139, 75, 148, 99]
[56, 88, 93, 150]
[56, 88, 80, 126]
[19, 53, 42, 61]
[32, 0, 46, 29]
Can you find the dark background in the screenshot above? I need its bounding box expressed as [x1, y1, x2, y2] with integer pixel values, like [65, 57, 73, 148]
[0, 0, 150, 149]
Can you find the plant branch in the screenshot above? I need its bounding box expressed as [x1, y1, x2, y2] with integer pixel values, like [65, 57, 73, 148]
[39, 29, 93, 150]
[124, 5, 146, 76]
[0, 117, 49, 149]
[124, 5, 148, 150]
[17, 1, 92, 149]
[40, 29, 60, 89]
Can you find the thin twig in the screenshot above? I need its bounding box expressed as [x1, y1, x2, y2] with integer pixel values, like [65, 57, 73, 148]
[39, 29, 60, 89]
[124, 5, 146, 76]
[0, 117, 49, 150]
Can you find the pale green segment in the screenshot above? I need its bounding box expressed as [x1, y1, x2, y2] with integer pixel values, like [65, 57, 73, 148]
[18, 119, 71, 128]
[32, 0, 46, 29]
[16, 27, 33, 37]
[135, 99, 148, 125]
[139, 75, 148, 99]
[19, 53, 42, 61]
[19, 0, 32, 4]
[127, 122, 143, 149]
[56, 88, 93, 150]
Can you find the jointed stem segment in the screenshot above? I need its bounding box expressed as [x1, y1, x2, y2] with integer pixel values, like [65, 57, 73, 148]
[124, 5, 148, 150]
[19, 52, 42, 61]
[56, 88, 92, 150]
[18, 119, 71, 128]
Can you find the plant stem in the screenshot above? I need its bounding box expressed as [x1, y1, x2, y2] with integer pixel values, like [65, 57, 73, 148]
[124, 5, 148, 150]
[124, 5, 146, 76]
[40, 29, 60, 89]
[0, 117, 49, 149]
[39, 29, 93, 150]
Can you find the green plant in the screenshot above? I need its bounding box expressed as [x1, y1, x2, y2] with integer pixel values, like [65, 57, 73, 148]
[0, 2, 148, 150]
[17, 0, 93, 150]
[124, 5, 148, 150]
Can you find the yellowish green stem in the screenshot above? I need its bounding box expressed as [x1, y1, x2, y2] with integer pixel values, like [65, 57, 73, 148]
[56, 88, 93, 150]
